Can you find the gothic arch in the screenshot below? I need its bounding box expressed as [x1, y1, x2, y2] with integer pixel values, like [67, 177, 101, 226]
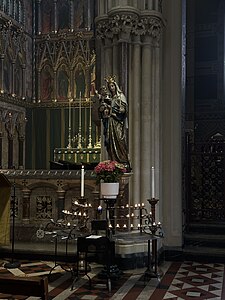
[74, 61, 86, 99]
[40, 64, 54, 102]
[57, 64, 69, 101]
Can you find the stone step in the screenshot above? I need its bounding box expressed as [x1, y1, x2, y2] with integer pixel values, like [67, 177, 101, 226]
[184, 232, 225, 248]
[183, 245, 225, 262]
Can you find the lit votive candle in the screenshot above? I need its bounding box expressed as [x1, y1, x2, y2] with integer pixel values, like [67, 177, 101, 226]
[142, 203, 145, 207]
[126, 214, 130, 218]
[97, 205, 102, 213]
[131, 213, 134, 217]
[78, 212, 82, 216]
[130, 224, 134, 229]
[116, 224, 120, 228]
[126, 204, 129, 208]
[135, 204, 137, 208]
[67, 222, 70, 227]
[109, 224, 113, 228]
[123, 224, 127, 228]
[138, 224, 140, 228]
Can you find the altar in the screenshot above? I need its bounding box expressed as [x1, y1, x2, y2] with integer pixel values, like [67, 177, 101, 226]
[54, 147, 101, 165]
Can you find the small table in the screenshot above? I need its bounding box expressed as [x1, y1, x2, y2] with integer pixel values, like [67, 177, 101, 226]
[72, 235, 116, 291]
[113, 232, 162, 282]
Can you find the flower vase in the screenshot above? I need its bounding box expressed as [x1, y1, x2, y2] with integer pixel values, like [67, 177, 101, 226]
[100, 182, 119, 199]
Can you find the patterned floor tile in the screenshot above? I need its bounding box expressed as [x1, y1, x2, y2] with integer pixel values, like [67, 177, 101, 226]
[0, 260, 224, 299]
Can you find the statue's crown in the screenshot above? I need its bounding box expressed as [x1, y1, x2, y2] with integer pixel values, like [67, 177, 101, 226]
[104, 75, 116, 84]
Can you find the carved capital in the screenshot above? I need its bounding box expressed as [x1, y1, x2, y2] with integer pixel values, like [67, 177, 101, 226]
[96, 13, 163, 44]
[141, 16, 163, 44]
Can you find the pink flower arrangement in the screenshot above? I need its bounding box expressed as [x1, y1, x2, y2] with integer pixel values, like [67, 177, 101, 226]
[94, 160, 127, 183]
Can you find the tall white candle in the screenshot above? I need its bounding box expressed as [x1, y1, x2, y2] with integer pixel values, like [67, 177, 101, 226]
[81, 165, 84, 197]
[151, 166, 155, 198]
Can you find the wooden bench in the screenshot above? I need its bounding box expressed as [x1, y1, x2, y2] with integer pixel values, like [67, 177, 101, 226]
[0, 275, 48, 299]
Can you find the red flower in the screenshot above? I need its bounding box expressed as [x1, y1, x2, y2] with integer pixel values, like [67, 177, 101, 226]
[94, 160, 127, 183]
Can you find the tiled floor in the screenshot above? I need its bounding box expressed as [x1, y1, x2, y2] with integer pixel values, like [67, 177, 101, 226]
[0, 259, 224, 299]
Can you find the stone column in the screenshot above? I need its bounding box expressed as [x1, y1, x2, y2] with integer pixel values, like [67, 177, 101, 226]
[95, 2, 164, 209]
[112, 36, 119, 76]
[130, 35, 141, 206]
[162, 0, 182, 248]
[104, 38, 113, 78]
[140, 34, 152, 203]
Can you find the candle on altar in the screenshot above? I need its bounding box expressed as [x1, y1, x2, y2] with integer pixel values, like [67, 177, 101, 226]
[81, 165, 84, 197]
[151, 166, 155, 198]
